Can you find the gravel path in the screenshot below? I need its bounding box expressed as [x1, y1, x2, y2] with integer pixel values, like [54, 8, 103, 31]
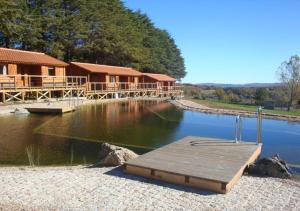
[0, 166, 299, 210]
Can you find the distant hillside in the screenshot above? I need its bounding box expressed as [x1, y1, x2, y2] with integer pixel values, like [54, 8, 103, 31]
[197, 83, 282, 88]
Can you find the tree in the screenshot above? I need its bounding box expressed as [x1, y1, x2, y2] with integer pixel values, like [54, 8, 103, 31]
[254, 88, 268, 105]
[271, 88, 288, 109]
[227, 90, 240, 103]
[0, 0, 27, 47]
[0, 0, 186, 79]
[277, 55, 300, 111]
[215, 88, 226, 101]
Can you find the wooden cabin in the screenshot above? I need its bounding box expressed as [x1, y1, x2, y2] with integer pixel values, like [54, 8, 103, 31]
[141, 73, 176, 90]
[68, 62, 142, 91]
[0, 48, 68, 89]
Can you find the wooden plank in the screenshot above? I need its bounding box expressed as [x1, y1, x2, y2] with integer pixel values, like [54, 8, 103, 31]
[125, 136, 261, 193]
[26, 106, 75, 114]
[124, 165, 225, 193]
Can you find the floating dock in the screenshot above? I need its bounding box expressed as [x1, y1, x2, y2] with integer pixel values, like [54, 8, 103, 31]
[26, 105, 76, 114]
[124, 136, 262, 193]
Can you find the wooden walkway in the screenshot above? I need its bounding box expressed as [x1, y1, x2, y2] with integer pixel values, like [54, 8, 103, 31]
[124, 136, 262, 193]
[26, 105, 76, 114]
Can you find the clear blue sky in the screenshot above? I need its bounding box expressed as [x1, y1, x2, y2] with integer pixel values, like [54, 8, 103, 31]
[124, 0, 300, 84]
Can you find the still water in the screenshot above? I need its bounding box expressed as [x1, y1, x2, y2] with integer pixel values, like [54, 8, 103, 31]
[0, 100, 300, 167]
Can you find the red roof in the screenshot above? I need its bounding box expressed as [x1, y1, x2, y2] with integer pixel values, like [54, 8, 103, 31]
[0, 48, 68, 67]
[142, 73, 176, 82]
[71, 62, 142, 76]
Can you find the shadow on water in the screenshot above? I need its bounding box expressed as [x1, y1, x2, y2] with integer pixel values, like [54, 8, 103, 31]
[104, 166, 217, 196]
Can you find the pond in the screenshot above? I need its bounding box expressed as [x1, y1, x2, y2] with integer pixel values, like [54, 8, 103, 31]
[0, 100, 300, 171]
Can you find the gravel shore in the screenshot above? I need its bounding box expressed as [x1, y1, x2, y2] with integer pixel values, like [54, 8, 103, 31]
[171, 99, 300, 122]
[0, 166, 299, 210]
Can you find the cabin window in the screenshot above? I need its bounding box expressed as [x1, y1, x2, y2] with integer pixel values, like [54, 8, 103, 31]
[0, 64, 7, 75]
[48, 67, 55, 76]
[110, 76, 116, 83]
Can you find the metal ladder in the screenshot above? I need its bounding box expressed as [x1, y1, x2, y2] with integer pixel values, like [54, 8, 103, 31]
[235, 106, 263, 144]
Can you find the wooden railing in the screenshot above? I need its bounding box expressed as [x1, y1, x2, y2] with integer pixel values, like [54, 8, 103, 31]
[88, 82, 183, 92]
[0, 75, 183, 93]
[0, 75, 88, 90]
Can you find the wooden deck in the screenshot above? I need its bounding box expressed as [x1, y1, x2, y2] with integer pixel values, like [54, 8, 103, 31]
[26, 105, 76, 114]
[124, 136, 262, 193]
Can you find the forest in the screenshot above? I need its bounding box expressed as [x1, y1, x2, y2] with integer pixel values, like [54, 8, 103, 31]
[0, 0, 186, 79]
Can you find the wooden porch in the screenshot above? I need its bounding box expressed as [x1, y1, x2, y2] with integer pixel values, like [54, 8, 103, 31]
[86, 82, 184, 100]
[0, 76, 183, 103]
[0, 75, 87, 103]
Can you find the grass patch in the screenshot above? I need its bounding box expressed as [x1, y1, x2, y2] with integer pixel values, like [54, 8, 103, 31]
[188, 98, 300, 117]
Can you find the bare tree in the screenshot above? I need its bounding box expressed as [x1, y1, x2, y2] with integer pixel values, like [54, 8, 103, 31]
[277, 55, 300, 111]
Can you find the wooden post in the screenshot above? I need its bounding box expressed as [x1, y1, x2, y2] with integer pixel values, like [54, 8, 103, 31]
[14, 76, 16, 90]
[2, 92, 5, 103]
[22, 91, 25, 102]
[28, 76, 31, 90]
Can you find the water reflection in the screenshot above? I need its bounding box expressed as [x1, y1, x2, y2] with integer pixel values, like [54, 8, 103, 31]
[0, 100, 183, 165]
[35, 101, 183, 149]
[0, 100, 300, 166]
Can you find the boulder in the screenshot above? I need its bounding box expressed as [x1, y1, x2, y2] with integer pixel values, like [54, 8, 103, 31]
[13, 108, 29, 114]
[95, 143, 138, 167]
[248, 154, 292, 179]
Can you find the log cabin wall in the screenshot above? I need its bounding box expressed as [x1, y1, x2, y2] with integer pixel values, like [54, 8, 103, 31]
[106, 75, 120, 83]
[41, 66, 66, 87]
[67, 63, 108, 84]
[67, 64, 110, 90]
[5, 63, 42, 87]
[90, 73, 106, 82]
[105, 75, 109, 83]
[0, 63, 17, 87]
[141, 75, 155, 83]
[141, 75, 162, 87]
[106, 75, 120, 90]
[67, 64, 87, 77]
[17, 65, 41, 87]
[55, 67, 65, 77]
[0, 48, 69, 89]
[134, 76, 139, 84]
[163, 81, 174, 87]
[119, 76, 139, 89]
[7, 64, 17, 75]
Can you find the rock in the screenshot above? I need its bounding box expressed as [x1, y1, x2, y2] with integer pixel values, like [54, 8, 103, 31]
[95, 143, 138, 167]
[13, 108, 29, 114]
[248, 154, 292, 179]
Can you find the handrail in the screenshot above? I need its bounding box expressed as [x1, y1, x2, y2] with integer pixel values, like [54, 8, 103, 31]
[87, 82, 183, 92]
[0, 75, 183, 92]
[0, 75, 88, 90]
[257, 106, 263, 144]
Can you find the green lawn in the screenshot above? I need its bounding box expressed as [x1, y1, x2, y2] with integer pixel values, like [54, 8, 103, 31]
[188, 98, 300, 117]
